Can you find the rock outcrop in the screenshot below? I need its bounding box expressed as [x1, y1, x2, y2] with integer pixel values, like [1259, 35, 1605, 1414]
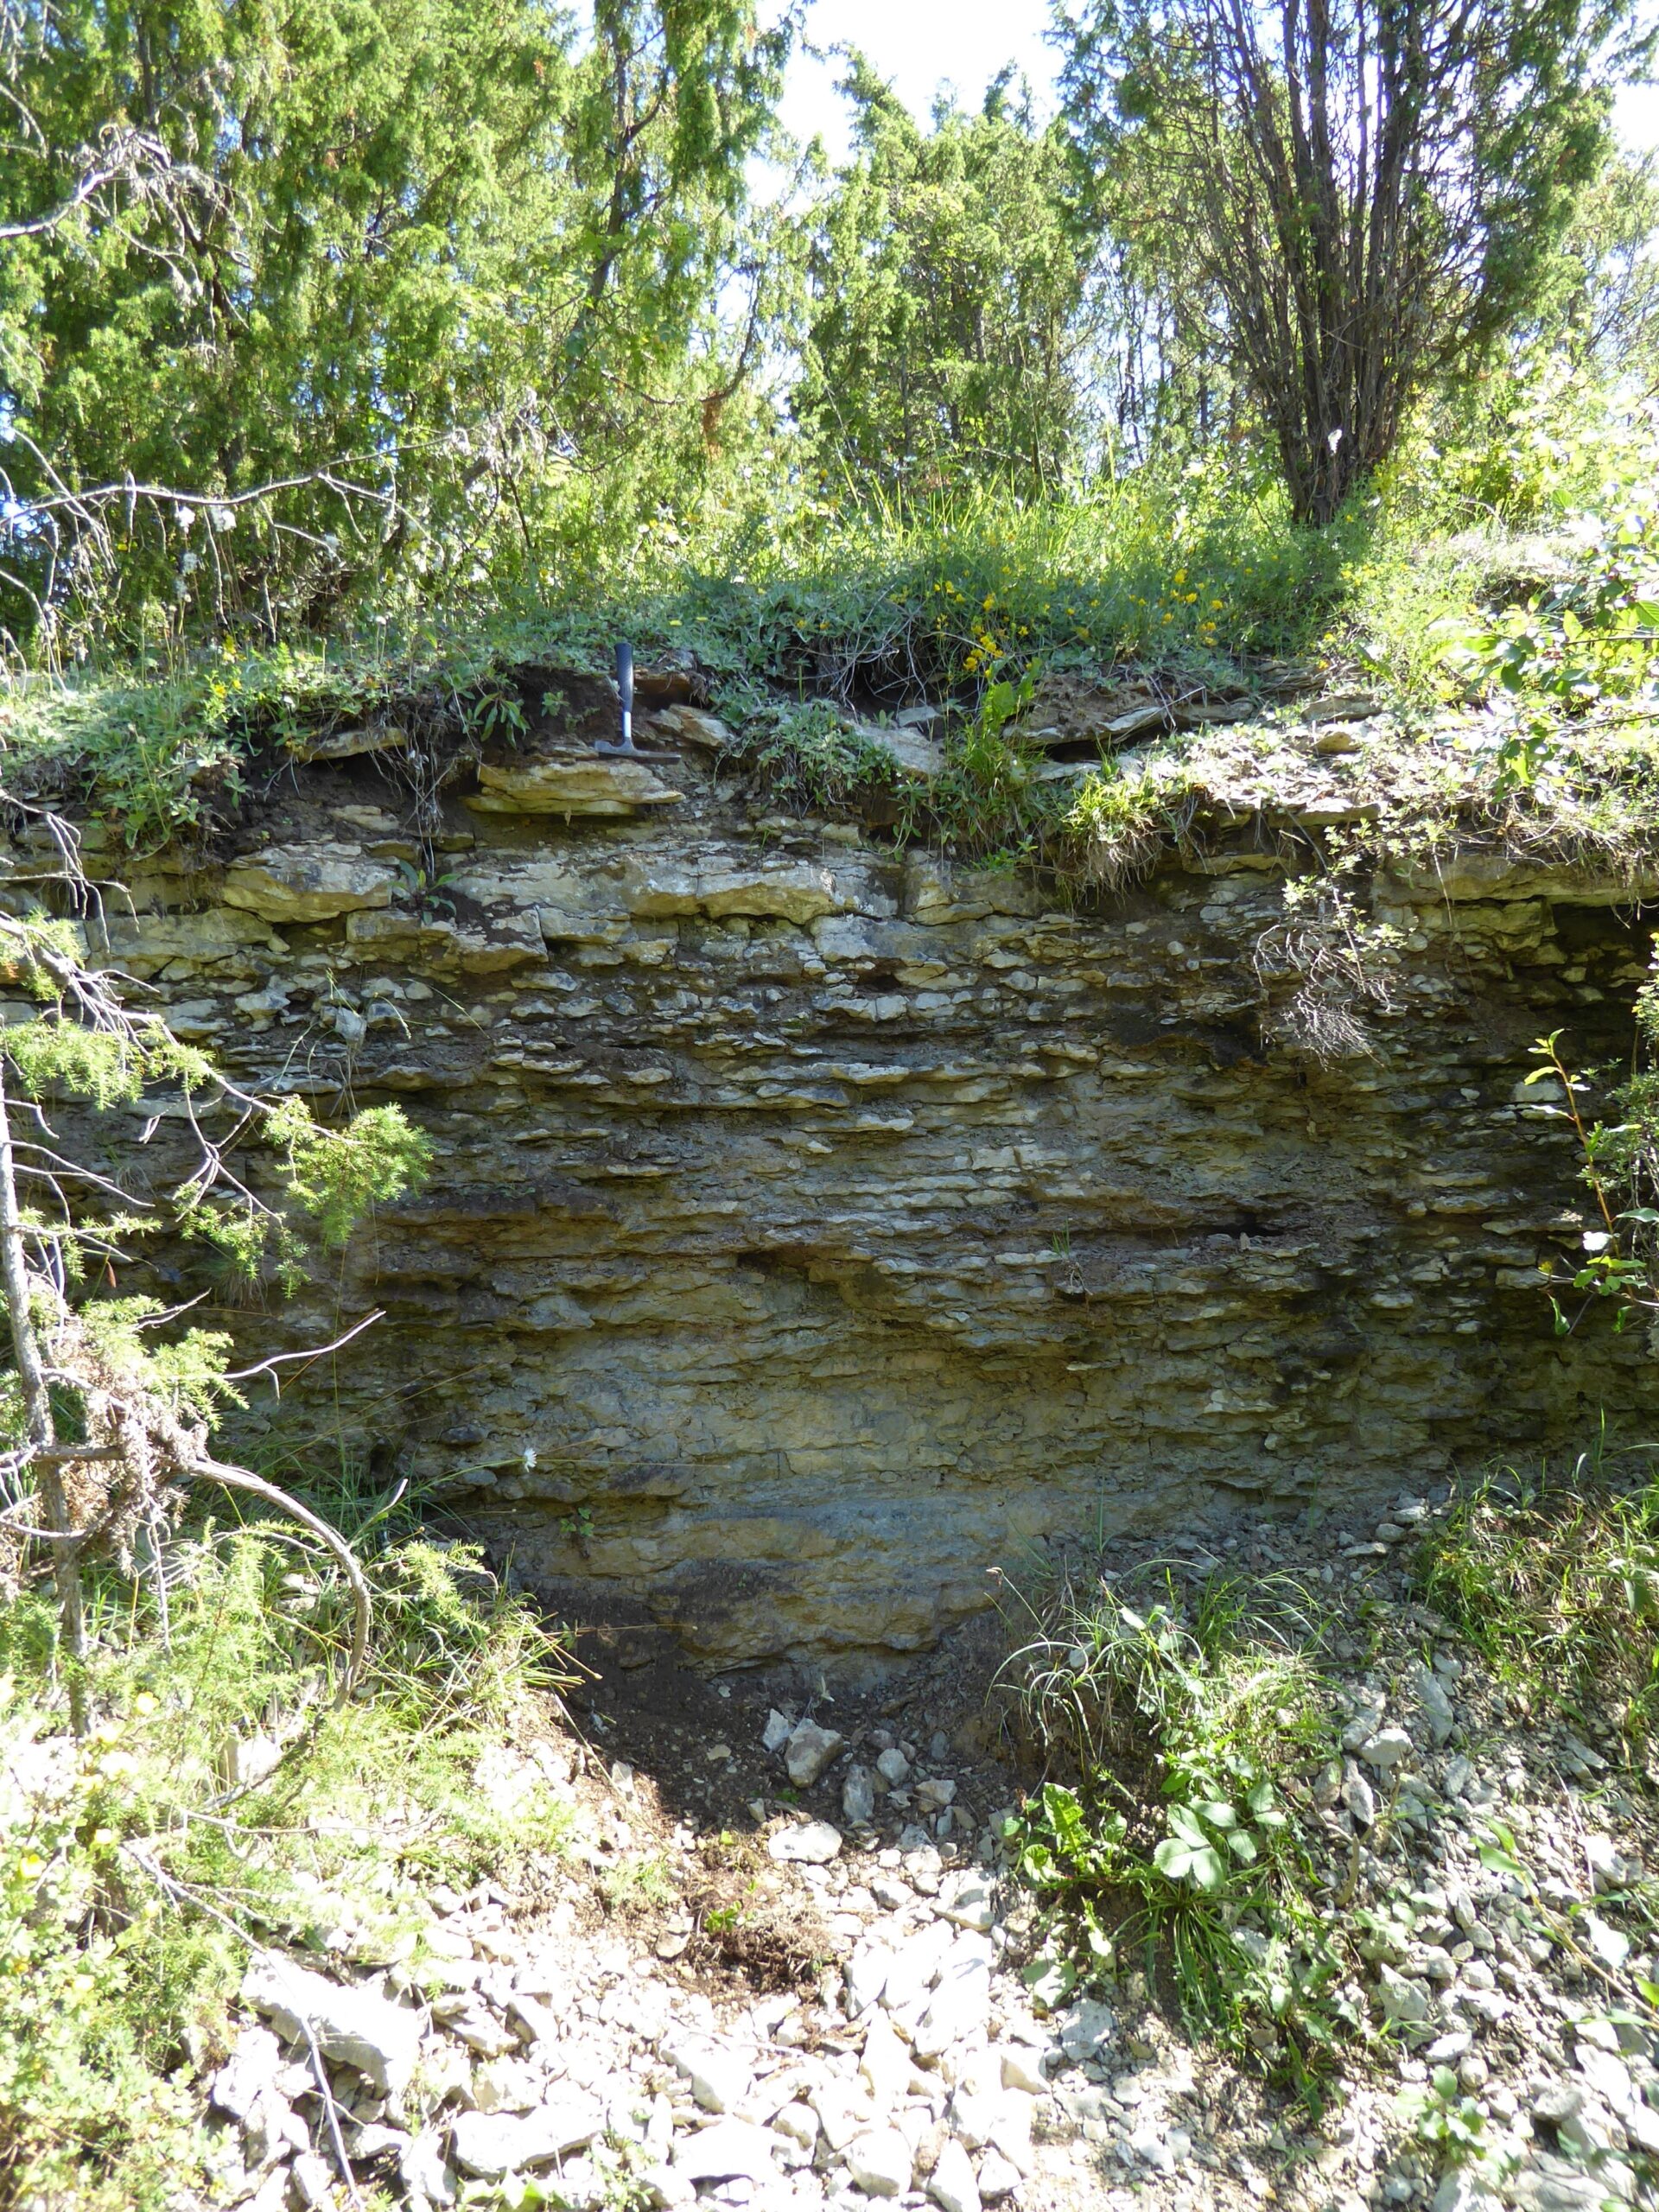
[35, 703, 1659, 1664]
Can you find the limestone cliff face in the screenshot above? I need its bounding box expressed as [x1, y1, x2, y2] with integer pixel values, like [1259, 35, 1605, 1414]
[51, 697, 1659, 1665]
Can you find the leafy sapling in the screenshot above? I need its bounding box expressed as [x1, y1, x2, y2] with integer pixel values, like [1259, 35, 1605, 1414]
[0, 818, 429, 1730]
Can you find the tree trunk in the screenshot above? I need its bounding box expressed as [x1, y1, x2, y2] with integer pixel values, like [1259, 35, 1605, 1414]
[0, 1063, 88, 1732]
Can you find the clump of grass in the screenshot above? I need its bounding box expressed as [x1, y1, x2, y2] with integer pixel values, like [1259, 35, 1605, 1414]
[0, 1513, 574, 2209]
[1000, 1565, 1355, 2097]
[1412, 1457, 1659, 1741]
[601, 1852, 678, 1913]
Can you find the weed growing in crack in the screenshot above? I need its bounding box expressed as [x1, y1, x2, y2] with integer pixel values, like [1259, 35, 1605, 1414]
[999, 1567, 1359, 2099]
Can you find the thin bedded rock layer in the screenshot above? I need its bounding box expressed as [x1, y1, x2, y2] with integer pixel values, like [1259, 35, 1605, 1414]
[37, 726, 1659, 1664]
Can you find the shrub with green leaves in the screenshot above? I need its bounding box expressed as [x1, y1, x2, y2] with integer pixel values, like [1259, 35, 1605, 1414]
[0, 1523, 573, 2209]
[1437, 505, 1659, 793]
[1001, 1570, 1355, 2093]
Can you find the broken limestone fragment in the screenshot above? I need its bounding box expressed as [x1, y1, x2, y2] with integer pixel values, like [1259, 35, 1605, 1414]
[1410, 1662, 1457, 1746]
[663, 2037, 753, 2115]
[1361, 1726, 1413, 1772]
[842, 1764, 877, 1825]
[671, 2118, 784, 2183]
[467, 755, 683, 817]
[448, 2092, 603, 2177]
[783, 1719, 844, 1786]
[930, 2137, 983, 2212]
[845, 2127, 915, 2198]
[767, 1819, 842, 1865]
[222, 842, 396, 923]
[240, 1955, 423, 2095]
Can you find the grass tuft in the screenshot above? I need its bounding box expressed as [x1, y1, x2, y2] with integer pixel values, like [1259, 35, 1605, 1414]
[1411, 1455, 1659, 1743]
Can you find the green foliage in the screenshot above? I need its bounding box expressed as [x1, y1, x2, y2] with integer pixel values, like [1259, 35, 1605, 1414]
[1401, 2067, 1494, 2160]
[798, 63, 1096, 498]
[1412, 1459, 1659, 1738]
[0, 917, 431, 1292]
[1058, 0, 1643, 524]
[601, 1852, 678, 1912]
[0, 0, 794, 649]
[0, 1521, 574, 2207]
[1529, 979, 1659, 1333]
[1001, 1571, 1353, 2093]
[1444, 508, 1659, 722]
[73, 1300, 243, 1427]
[266, 1094, 433, 1250]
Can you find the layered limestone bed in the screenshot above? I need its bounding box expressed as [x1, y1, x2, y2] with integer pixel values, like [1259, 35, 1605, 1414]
[35, 682, 1659, 1664]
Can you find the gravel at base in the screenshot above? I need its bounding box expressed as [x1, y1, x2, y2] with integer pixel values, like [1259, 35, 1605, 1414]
[204, 1490, 1659, 2212]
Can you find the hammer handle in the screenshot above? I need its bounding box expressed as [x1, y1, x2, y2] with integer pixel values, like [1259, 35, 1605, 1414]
[615, 640, 634, 747]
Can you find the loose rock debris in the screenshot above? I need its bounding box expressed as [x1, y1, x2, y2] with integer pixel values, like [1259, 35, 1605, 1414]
[197, 1494, 1659, 2212]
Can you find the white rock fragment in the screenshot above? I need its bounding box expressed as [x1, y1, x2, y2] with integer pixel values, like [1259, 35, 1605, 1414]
[1585, 1833, 1637, 1894]
[860, 2012, 914, 2110]
[244, 2171, 290, 2212]
[768, 1819, 842, 1865]
[880, 1920, 954, 2014]
[639, 2163, 696, 2209]
[914, 1938, 993, 2057]
[1343, 1768, 1376, 1827]
[875, 1748, 912, 1787]
[937, 1869, 995, 1933]
[930, 2138, 983, 2212]
[287, 2152, 335, 2209]
[845, 2126, 915, 2198]
[997, 2044, 1046, 2095]
[1410, 1662, 1457, 1746]
[976, 2147, 1022, 2202]
[664, 2037, 753, 2115]
[810, 2081, 869, 2153]
[762, 1710, 794, 1754]
[842, 1764, 877, 1825]
[771, 2102, 819, 2151]
[846, 1940, 897, 2014]
[1377, 1966, 1433, 2025]
[471, 2055, 543, 2113]
[672, 2118, 784, 2183]
[241, 1955, 423, 2095]
[1054, 1997, 1115, 2063]
[399, 2133, 458, 2207]
[1361, 1726, 1414, 1772]
[211, 2024, 284, 2120]
[449, 2091, 603, 2177]
[1433, 2168, 1503, 2212]
[1426, 2031, 1473, 2064]
[783, 1720, 846, 1787]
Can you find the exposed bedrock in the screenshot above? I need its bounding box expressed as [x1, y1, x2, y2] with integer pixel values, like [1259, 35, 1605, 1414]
[49, 720, 1659, 1666]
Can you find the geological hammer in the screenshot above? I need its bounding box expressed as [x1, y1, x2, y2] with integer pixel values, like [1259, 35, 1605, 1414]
[594, 639, 636, 753]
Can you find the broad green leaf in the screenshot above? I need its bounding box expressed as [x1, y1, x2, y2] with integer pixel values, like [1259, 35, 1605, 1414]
[1188, 1846, 1225, 1893]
